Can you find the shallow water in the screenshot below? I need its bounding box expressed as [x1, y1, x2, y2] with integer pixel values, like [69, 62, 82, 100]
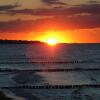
[0, 43, 100, 100]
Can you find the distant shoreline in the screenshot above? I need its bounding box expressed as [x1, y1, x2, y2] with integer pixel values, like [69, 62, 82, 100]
[0, 40, 44, 44]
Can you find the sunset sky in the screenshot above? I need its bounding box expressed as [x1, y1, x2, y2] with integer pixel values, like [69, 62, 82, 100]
[0, 0, 100, 43]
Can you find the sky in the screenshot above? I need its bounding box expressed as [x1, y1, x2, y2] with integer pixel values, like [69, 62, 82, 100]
[0, 0, 100, 43]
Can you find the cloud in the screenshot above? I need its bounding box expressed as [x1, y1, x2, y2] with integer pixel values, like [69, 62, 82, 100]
[41, 0, 67, 6]
[5, 3, 100, 16]
[0, 3, 20, 11]
[88, 0, 99, 4]
[0, 2, 100, 33]
[0, 13, 100, 33]
[0, 19, 35, 33]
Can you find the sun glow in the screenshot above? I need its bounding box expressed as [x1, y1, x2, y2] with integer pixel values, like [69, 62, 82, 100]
[35, 31, 71, 44]
[47, 39, 57, 45]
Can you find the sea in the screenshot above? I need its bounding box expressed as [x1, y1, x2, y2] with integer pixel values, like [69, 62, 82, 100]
[0, 43, 100, 100]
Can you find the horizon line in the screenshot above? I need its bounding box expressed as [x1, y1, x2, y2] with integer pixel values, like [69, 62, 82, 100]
[0, 39, 100, 44]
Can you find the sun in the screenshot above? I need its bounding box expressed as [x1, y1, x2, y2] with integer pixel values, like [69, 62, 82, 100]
[35, 31, 70, 44]
[47, 39, 57, 45]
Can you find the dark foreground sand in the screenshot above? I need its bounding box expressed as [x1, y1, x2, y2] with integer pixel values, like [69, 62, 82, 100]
[0, 90, 13, 100]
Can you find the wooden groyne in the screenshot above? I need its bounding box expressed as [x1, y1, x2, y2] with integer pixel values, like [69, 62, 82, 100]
[0, 68, 100, 72]
[0, 60, 99, 64]
[1, 84, 100, 89]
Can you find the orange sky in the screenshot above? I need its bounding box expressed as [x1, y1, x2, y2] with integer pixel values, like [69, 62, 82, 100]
[1, 29, 100, 43]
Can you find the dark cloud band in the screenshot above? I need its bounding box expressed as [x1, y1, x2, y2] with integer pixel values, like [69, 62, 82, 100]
[0, 3, 20, 11]
[4, 3, 100, 16]
[41, 0, 67, 6]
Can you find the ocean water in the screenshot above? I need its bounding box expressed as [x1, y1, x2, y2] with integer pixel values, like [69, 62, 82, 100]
[0, 43, 100, 100]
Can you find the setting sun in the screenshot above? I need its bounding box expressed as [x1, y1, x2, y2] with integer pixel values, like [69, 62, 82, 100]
[47, 39, 57, 45]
